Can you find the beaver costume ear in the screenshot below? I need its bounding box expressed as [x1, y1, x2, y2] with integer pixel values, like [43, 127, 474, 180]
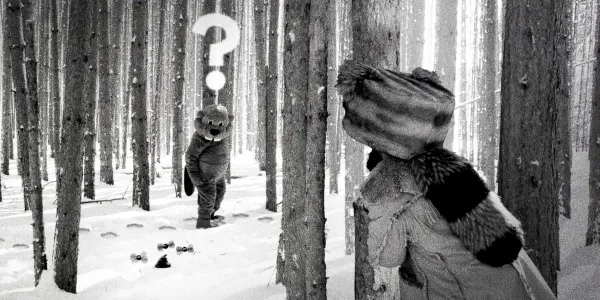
[228, 114, 234, 122]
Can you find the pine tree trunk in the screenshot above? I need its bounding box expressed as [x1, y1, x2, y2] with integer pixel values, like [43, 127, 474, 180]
[6, 0, 31, 211]
[478, 0, 498, 190]
[130, 0, 150, 211]
[406, 0, 425, 70]
[82, 0, 98, 200]
[326, 0, 340, 195]
[586, 7, 600, 246]
[435, 0, 458, 150]
[201, 0, 217, 107]
[121, 1, 132, 169]
[150, 0, 165, 185]
[37, 0, 49, 182]
[2, 11, 12, 176]
[109, 0, 123, 171]
[304, 0, 328, 298]
[282, 0, 309, 297]
[351, 0, 404, 298]
[49, 0, 60, 160]
[255, 0, 267, 171]
[22, 0, 48, 285]
[53, 0, 88, 293]
[265, 0, 279, 213]
[98, 0, 114, 185]
[171, 0, 187, 198]
[498, 0, 571, 294]
[220, 0, 236, 184]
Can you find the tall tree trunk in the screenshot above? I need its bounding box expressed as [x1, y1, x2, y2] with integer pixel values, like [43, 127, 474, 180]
[304, 0, 328, 298]
[150, 0, 165, 185]
[406, 0, 425, 70]
[22, 0, 48, 285]
[498, 0, 571, 294]
[49, 0, 60, 160]
[171, 0, 187, 198]
[201, 0, 217, 107]
[265, 0, 278, 212]
[586, 6, 600, 246]
[82, 0, 98, 200]
[2, 5, 12, 176]
[326, 0, 340, 195]
[219, 0, 236, 184]
[478, 0, 498, 190]
[255, 0, 267, 171]
[6, 0, 31, 211]
[110, 0, 123, 171]
[98, 0, 114, 185]
[435, 0, 458, 150]
[130, 0, 150, 211]
[53, 0, 88, 293]
[121, 1, 132, 169]
[281, 0, 309, 297]
[37, 0, 49, 182]
[351, 0, 404, 298]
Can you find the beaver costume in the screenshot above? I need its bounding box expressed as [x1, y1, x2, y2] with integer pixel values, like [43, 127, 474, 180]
[337, 60, 556, 299]
[184, 104, 233, 229]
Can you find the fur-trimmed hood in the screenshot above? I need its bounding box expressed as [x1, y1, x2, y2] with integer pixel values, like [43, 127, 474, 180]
[407, 146, 524, 267]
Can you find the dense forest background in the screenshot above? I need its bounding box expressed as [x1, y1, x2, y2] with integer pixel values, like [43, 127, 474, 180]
[0, 0, 599, 299]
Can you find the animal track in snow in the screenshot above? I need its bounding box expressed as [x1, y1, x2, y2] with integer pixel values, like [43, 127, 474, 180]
[159, 225, 177, 231]
[126, 223, 144, 228]
[79, 228, 91, 233]
[12, 244, 29, 249]
[232, 213, 249, 219]
[257, 216, 274, 222]
[100, 232, 119, 238]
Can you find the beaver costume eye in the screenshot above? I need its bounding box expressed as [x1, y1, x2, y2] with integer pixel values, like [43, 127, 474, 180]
[219, 122, 223, 126]
[209, 120, 213, 125]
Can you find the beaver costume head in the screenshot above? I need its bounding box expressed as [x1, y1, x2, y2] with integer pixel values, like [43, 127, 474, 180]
[194, 104, 234, 142]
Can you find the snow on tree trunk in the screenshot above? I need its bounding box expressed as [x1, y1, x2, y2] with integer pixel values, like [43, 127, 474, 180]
[83, 0, 98, 200]
[6, 0, 31, 211]
[304, 0, 328, 298]
[171, 0, 187, 198]
[351, 0, 406, 298]
[586, 9, 600, 246]
[265, 0, 279, 213]
[98, 0, 114, 185]
[53, 0, 88, 293]
[254, 0, 267, 171]
[498, 0, 571, 294]
[201, 0, 217, 107]
[130, 0, 150, 211]
[435, 0, 458, 150]
[282, 0, 309, 297]
[21, 0, 48, 285]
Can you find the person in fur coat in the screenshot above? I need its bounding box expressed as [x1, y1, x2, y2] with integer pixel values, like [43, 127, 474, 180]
[337, 60, 556, 300]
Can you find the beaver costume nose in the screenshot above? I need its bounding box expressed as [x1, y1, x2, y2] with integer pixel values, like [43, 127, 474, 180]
[210, 129, 220, 136]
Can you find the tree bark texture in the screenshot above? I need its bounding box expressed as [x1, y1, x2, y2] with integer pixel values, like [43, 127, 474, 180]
[109, 0, 124, 171]
[265, 0, 279, 213]
[53, 0, 88, 293]
[121, 1, 132, 169]
[255, 0, 267, 171]
[2, 6, 12, 176]
[498, 0, 571, 294]
[326, 0, 340, 195]
[98, 0, 114, 185]
[83, 0, 98, 200]
[130, 0, 150, 211]
[171, 0, 187, 198]
[49, 0, 60, 159]
[201, 0, 217, 107]
[37, 0, 49, 182]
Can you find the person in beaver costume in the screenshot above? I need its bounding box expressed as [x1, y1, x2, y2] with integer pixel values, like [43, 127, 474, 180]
[337, 60, 556, 299]
[184, 104, 233, 229]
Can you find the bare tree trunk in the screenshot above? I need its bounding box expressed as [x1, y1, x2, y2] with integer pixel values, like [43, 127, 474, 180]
[6, 0, 31, 211]
[219, 0, 236, 184]
[82, 0, 98, 200]
[326, 0, 340, 195]
[171, 0, 187, 198]
[22, 0, 48, 285]
[201, 0, 217, 107]
[2, 4, 12, 176]
[37, 0, 49, 182]
[478, 0, 498, 190]
[255, 0, 267, 171]
[282, 0, 309, 297]
[498, 0, 571, 294]
[49, 0, 60, 160]
[436, 0, 458, 150]
[130, 0, 150, 211]
[110, 0, 123, 171]
[406, 0, 425, 70]
[53, 0, 88, 292]
[304, 0, 328, 298]
[150, 0, 165, 185]
[121, 1, 132, 169]
[265, 0, 278, 212]
[98, 0, 114, 185]
[351, 0, 404, 298]
[586, 6, 600, 246]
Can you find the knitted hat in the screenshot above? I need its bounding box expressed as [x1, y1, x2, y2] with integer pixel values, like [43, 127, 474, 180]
[336, 60, 455, 159]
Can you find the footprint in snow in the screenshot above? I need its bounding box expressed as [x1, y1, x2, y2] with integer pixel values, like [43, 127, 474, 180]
[183, 217, 197, 222]
[159, 225, 177, 231]
[0, 237, 4, 242]
[13, 244, 29, 249]
[101, 232, 119, 238]
[79, 228, 91, 233]
[126, 223, 144, 228]
[232, 213, 250, 219]
[257, 216, 274, 222]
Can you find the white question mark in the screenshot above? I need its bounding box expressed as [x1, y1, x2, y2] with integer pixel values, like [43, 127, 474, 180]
[192, 13, 241, 91]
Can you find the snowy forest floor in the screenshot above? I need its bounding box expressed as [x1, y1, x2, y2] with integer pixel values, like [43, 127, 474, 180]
[0, 151, 599, 299]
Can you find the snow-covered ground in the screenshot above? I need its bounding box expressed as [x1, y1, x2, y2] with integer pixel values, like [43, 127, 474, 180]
[0, 150, 598, 299]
